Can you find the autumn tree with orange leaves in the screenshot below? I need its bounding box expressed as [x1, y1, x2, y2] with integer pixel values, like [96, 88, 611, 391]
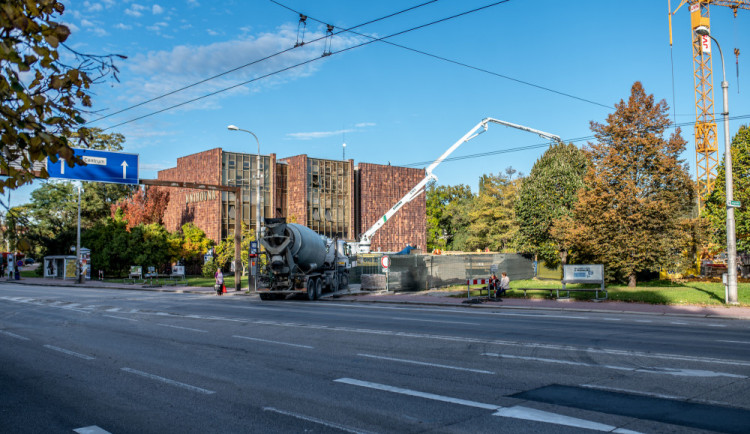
[564, 82, 696, 287]
[112, 187, 170, 229]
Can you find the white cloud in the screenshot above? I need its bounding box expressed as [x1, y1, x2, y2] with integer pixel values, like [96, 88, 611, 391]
[62, 21, 80, 33]
[125, 4, 147, 17]
[287, 129, 354, 140]
[355, 122, 376, 128]
[84, 2, 103, 12]
[206, 29, 219, 36]
[91, 27, 108, 37]
[152, 4, 164, 15]
[187, 0, 199, 6]
[80, 19, 94, 27]
[122, 24, 364, 112]
[114, 23, 132, 30]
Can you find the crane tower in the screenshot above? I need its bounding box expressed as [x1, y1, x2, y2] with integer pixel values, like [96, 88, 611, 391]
[669, 0, 749, 207]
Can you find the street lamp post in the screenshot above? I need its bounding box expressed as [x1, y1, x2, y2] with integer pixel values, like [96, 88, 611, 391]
[695, 26, 738, 305]
[228, 125, 262, 293]
[76, 182, 83, 284]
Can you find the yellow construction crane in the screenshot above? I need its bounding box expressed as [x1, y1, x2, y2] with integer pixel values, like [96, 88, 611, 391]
[669, 0, 749, 208]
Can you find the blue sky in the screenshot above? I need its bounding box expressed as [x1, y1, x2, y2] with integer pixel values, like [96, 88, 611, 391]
[8, 0, 750, 206]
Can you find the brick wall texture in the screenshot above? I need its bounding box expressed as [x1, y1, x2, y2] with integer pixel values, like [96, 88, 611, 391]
[357, 163, 426, 253]
[158, 148, 222, 242]
[158, 150, 426, 251]
[279, 154, 307, 225]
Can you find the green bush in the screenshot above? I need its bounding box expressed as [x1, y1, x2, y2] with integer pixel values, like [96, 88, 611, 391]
[202, 258, 218, 278]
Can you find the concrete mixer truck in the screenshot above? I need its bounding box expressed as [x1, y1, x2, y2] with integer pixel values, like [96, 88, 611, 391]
[256, 218, 354, 300]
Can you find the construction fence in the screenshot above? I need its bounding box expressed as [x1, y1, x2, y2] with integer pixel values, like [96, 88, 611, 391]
[350, 253, 534, 291]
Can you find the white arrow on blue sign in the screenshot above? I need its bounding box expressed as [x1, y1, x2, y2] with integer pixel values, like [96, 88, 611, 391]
[46, 148, 139, 185]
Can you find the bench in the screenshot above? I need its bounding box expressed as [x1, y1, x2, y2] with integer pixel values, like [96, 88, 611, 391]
[124, 266, 145, 285]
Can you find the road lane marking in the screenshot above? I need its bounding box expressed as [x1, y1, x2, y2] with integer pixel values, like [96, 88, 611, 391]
[121, 367, 215, 394]
[157, 323, 207, 333]
[263, 407, 373, 434]
[103, 315, 138, 322]
[492, 406, 641, 433]
[719, 339, 750, 344]
[334, 378, 499, 410]
[73, 426, 111, 434]
[634, 320, 652, 323]
[238, 319, 750, 367]
[232, 335, 313, 349]
[335, 378, 640, 433]
[671, 321, 689, 325]
[389, 316, 480, 326]
[708, 324, 727, 327]
[0, 330, 30, 340]
[357, 353, 494, 374]
[482, 353, 746, 378]
[43, 345, 95, 360]
[602, 318, 621, 321]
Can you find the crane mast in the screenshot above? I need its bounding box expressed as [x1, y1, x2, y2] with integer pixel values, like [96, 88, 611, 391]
[669, 0, 749, 207]
[355, 118, 561, 254]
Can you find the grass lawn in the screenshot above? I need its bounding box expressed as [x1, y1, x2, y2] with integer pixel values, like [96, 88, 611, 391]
[456, 278, 750, 306]
[99, 275, 250, 289]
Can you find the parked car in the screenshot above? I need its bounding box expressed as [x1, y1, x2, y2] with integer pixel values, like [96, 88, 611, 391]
[24, 258, 34, 265]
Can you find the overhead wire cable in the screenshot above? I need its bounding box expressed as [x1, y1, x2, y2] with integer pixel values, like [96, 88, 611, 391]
[100, 1, 511, 131]
[86, 0, 439, 125]
[271, 0, 614, 110]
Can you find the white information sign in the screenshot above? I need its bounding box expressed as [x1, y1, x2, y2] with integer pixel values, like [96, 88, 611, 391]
[562, 264, 604, 283]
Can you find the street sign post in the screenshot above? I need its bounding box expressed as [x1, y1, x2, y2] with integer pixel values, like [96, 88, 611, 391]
[728, 200, 741, 208]
[380, 255, 390, 292]
[46, 148, 139, 185]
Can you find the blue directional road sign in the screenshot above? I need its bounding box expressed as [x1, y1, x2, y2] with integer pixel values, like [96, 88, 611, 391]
[46, 148, 139, 185]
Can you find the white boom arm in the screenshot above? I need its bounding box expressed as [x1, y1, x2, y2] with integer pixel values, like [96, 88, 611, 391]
[357, 118, 561, 254]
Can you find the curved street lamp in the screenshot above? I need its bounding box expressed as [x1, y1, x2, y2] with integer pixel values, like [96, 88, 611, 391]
[228, 125, 262, 292]
[695, 25, 738, 305]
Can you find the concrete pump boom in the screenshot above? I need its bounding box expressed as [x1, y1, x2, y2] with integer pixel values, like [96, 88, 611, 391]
[356, 118, 562, 254]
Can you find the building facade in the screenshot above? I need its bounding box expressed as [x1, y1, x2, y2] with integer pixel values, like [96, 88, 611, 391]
[158, 149, 425, 252]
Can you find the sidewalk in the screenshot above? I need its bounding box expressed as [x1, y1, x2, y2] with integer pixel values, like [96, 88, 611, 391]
[331, 289, 750, 320]
[4, 277, 750, 320]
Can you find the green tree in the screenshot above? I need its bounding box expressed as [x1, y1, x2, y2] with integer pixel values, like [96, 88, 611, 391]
[516, 142, 589, 268]
[81, 217, 130, 276]
[426, 182, 473, 251]
[0, 1, 125, 191]
[703, 124, 750, 253]
[213, 223, 254, 276]
[465, 169, 521, 251]
[83, 219, 177, 277]
[571, 82, 695, 286]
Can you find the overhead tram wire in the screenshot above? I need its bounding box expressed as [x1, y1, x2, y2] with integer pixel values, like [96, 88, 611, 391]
[400, 113, 750, 168]
[271, 0, 614, 110]
[100, 1, 511, 131]
[86, 0, 439, 125]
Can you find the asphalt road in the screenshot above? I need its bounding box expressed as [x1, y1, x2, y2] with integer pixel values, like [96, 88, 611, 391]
[1, 283, 750, 433]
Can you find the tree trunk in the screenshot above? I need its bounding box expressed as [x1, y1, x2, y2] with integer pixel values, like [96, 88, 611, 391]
[628, 273, 637, 287]
[559, 249, 568, 280]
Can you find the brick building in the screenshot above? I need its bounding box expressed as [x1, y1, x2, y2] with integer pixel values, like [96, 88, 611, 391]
[157, 149, 425, 252]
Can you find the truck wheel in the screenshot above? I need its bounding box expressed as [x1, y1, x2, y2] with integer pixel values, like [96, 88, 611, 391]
[307, 278, 317, 301]
[259, 293, 271, 301]
[314, 278, 322, 299]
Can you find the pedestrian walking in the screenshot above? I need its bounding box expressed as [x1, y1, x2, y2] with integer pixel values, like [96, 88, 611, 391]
[214, 268, 224, 296]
